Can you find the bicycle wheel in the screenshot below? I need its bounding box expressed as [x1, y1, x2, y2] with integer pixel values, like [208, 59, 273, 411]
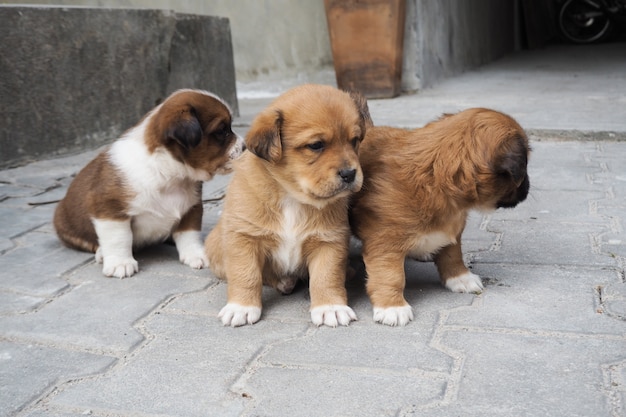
[558, 0, 612, 43]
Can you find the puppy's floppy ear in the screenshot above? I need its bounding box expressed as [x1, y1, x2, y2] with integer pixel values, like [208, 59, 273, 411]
[495, 135, 529, 183]
[167, 108, 202, 149]
[497, 153, 527, 183]
[246, 109, 283, 163]
[348, 90, 373, 128]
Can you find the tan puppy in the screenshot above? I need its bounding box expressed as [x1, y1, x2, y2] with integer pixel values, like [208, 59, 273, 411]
[54, 89, 243, 278]
[350, 108, 530, 326]
[205, 84, 371, 327]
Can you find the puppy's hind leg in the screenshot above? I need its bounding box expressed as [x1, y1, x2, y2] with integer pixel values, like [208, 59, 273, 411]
[204, 221, 226, 278]
[434, 241, 483, 294]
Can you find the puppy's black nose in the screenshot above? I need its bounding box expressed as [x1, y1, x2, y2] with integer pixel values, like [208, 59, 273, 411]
[339, 168, 357, 183]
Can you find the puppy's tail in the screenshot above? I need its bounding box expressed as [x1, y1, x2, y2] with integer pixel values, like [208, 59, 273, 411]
[53, 205, 99, 254]
[56, 233, 99, 253]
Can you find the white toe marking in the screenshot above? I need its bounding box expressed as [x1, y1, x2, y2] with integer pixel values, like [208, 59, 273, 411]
[445, 272, 484, 293]
[218, 303, 261, 327]
[310, 305, 357, 327]
[173, 230, 208, 269]
[101, 256, 139, 278]
[373, 305, 414, 326]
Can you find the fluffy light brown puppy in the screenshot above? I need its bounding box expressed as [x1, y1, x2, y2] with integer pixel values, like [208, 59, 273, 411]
[54, 89, 243, 278]
[205, 84, 371, 327]
[350, 108, 530, 326]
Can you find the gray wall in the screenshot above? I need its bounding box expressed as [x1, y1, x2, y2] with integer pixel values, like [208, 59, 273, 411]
[4, 0, 334, 86]
[0, 0, 520, 166]
[5, 0, 518, 90]
[0, 6, 237, 168]
[403, 0, 518, 91]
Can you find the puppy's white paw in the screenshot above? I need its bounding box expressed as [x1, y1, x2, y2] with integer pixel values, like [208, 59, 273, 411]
[179, 250, 209, 269]
[175, 232, 209, 269]
[102, 256, 138, 278]
[310, 305, 357, 327]
[219, 303, 261, 327]
[445, 272, 484, 294]
[373, 305, 414, 326]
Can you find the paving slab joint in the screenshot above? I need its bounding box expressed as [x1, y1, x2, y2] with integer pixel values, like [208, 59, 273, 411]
[16, 355, 119, 416]
[425, 300, 485, 410]
[595, 284, 626, 322]
[601, 359, 626, 417]
[228, 326, 316, 414]
[528, 130, 626, 142]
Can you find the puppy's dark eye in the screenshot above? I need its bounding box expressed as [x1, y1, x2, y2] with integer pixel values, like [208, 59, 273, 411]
[350, 137, 359, 148]
[307, 141, 325, 152]
[213, 124, 231, 143]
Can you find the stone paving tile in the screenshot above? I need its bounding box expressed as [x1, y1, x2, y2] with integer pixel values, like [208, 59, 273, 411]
[0, 183, 44, 200]
[0, 206, 56, 241]
[1, 133, 624, 417]
[0, 228, 88, 298]
[22, 411, 92, 417]
[409, 332, 625, 417]
[0, 149, 100, 185]
[445, 263, 624, 335]
[0, 237, 15, 253]
[0, 292, 46, 315]
[46, 315, 305, 417]
[505, 188, 607, 224]
[475, 218, 616, 266]
[0, 341, 115, 417]
[238, 366, 446, 417]
[259, 321, 452, 373]
[600, 282, 626, 319]
[0, 260, 212, 355]
[527, 141, 602, 192]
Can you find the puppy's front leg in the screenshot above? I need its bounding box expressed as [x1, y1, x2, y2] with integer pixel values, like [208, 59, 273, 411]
[173, 203, 208, 269]
[219, 237, 264, 327]
[362, 249, 413, 326]
[308, 242, 357, 327]
[434, 240, 483, 294]
[93, 218, 138, 278]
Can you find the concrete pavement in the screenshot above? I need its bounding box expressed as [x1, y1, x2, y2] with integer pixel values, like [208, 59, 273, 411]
[1, 42, 626, 416]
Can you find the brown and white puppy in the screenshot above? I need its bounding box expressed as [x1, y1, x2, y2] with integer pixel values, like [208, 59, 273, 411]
[205, 84, 371, 327]
[350, 108, 530, 326]
[54, 89, 243, 278]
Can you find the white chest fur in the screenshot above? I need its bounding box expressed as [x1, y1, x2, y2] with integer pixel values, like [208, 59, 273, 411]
[129, 182, 198, 246]
[108, 130, 199, 247]
[273, 197, 310, 274]
[406, 231, 455, 261]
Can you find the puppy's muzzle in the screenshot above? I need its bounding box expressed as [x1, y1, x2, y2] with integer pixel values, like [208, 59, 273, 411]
[217, 135, 245, 175]
[229, 135, 245, 160]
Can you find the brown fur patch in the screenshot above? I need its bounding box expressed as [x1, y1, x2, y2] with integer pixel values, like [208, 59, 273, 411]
[53, 152, 131, 252]
[146, 91, 238, 176]
[54, 90, 238, 254]
[350, 107, 530, 310]
[205, 84, 371, 316]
